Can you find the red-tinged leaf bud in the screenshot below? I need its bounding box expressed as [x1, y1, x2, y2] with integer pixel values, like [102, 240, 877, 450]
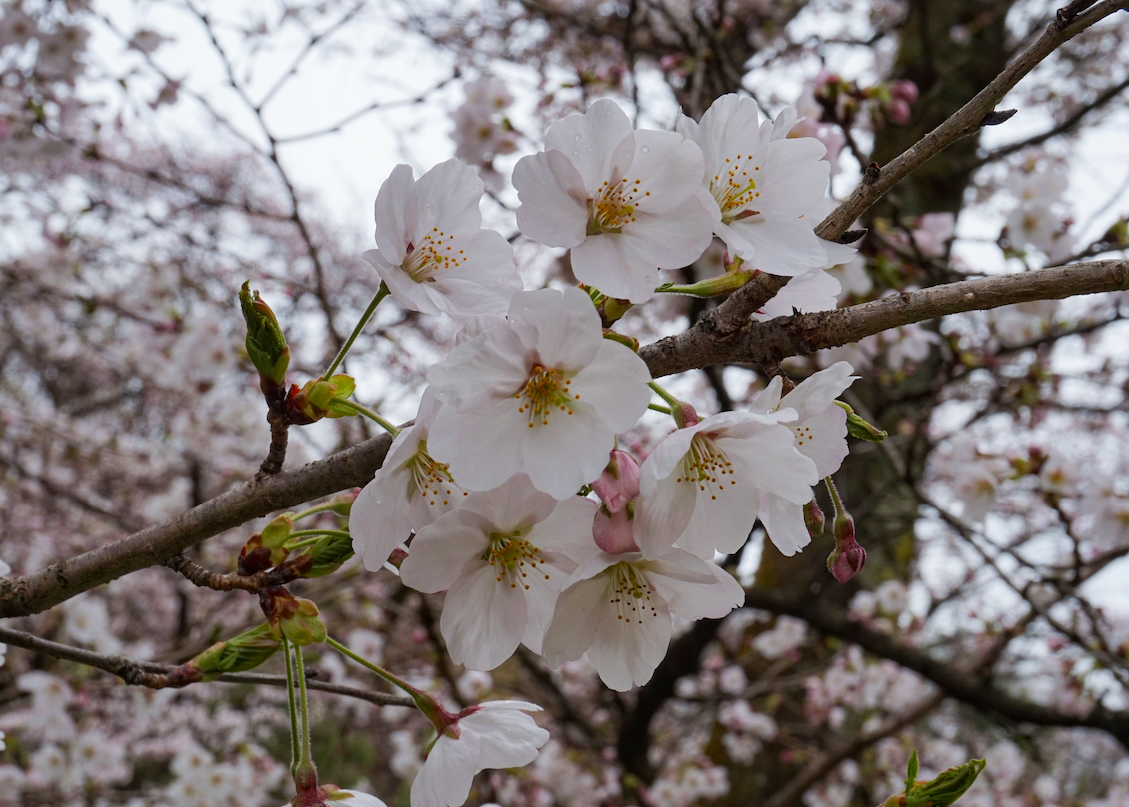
[804, 500, 826, 537]
[239, 541, 274, 575]
[240, 281, 290, 394]
[593, 449, 641, 513]
[289, 374, 358, 423]
[260, 589, 326, 647]
[261, 514, 295, 548]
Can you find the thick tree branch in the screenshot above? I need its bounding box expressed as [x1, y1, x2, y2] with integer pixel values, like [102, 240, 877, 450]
[0, 432, 394, 619]
[640, 258, 1129, 377]
[0, 625, 412, 707]
[742, 588, 1129, 744]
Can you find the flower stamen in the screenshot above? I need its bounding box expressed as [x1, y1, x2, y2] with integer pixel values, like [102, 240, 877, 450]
[515, 365, 579, 427]
[675, 433, 736, 500]
[485, 531, 549, 589]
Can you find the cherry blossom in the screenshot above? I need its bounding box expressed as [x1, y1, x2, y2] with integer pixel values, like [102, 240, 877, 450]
[411, 701, 550, 807]
[513, 99, 713, 303]
[399, 474, 597, 670]
[749, 362, 857, 554]
[634, 410, 818, 559]
[541, 549, 744, 690]
[363, 159, 521, 318]
[351, 388, 467, 571]
[675, 94, 846, 276]
[427, 286, 651, 499]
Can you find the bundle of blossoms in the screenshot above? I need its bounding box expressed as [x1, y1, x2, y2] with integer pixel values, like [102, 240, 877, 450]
[190, 94, 879, 807]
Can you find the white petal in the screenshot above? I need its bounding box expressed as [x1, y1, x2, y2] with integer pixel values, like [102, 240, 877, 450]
[541, 575, 611, 668]
[759, 494, 812, 556]
[513, 150, 588, 248]
[568, 340, 652, 432]
[440, 561, 529, 671]
[508, 286, 602, 370]
[426, 325, 530, 412]
[413, 158, 485, 238]
[778, 362, 856, 422]
[411, 734, 479, 807]
[460, 474, 559, 532]
[520, 406, 616, 500]
[374, 164, 418, 262]
[627, 130, 705, 215]
[794, 407, 849, 477]
[646, 551, 744, 620]
[569, 233, 664, 304]
[351, 467, 414, 571]
[543, 99, 635, 192]
[461, 704, 549, 769]
[587, 591, 672, 691]
[429, 402, 525, 493]
[400, 510, 491, 593]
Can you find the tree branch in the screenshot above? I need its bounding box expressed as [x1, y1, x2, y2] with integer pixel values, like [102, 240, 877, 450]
[0, 432, 394, 618]
[640, 258, 1129, 378]
[668, 0, 1127, 339]
[0, 625, 412, 708]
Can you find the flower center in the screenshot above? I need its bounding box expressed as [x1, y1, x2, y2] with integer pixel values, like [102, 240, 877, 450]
[515, 365, 580, 427]
[676, 433, 737, 500]
[608, 561, 658, 623]
[485, 530, 549, 589]
[402, 226, 465, 283]
[710, 154, 762, 223]
[409, 440, 466, 507]
[586, 177, 646, 235]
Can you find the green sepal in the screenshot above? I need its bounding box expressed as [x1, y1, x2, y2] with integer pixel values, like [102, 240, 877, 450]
[905, 757, 986, 807]
[191, 624, 281, 681]
[905, 749, 919, 796]
[261, 514, 295, 548]
[239, 281, 290, 386]
[835, 400, 888, 442]
[299, 533, 356, 578]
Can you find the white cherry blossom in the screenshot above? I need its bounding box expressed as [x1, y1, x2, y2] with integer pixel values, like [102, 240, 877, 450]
[513, 99, 712, 303]
[351, 388, 467, 572]
[399, 474, 597, 670]
[749, 362, 857, 554]
[635, 410, 819, 559]
[541, 549, 744, 691]
[363, 159, 521, 318]
[411, 701, 550, 807]
[676, 94, 847, 276]
[427, 286, 651, 499]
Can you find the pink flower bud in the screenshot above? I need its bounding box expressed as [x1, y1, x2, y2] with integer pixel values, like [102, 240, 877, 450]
[672, 400, 700, 429]
[593, 449, 641, 513]
[804, 500, 826, 537]
[826, 513, 866, 584]
[593, 506, 640, 554]
[890, 79, 919, 104]
[887, 98, 912, 125]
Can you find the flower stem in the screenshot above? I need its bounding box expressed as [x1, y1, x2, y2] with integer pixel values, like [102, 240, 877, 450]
[287, 529, 353, 542]
[326, 636, 421, 697]
[825, 476, 845, 514]
[295, 644, 313, 768]
[281, 635, 301, 776]
[648, 381, 681, 408]
[321, 282, 390, 379]
[291, 502, 346, 522]
[647, 402, 672, 415]
[328, 397, 400, 436]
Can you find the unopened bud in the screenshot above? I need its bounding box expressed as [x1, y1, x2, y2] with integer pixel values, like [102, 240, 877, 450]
[241, 532, 290, 571]
[905, 756, 986, 807]
[191, 624, 281, 681]
[804, 500, 826, 537]
[593, 504, 640, 554]
[260, 587, 326, 646]
[835, 401, 887, 442]
[288, 374, 357, 423]
[240, 281, 290, 391]
[593, 449, 641, 513]
[296, 533, 355, 578]
[827, 513, 865, 583]
[671, 400, 700, 429]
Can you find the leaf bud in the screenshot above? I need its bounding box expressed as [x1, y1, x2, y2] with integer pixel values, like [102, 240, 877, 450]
[905, 757, 986, 807]
[240, 281, 290, 391]
[190, 624, 281, 681]
[835, 400, 888, 442]
[260, 586, 327, 646]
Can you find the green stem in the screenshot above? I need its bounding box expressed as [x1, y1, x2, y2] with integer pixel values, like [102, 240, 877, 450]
[329, 398, 400, 436]
[281, 636, 300, 775]
[825, 476, 845, 515]
[326, 637, 421, 697]
[287, 529, 352, 542]
[648, 381, 682, 409]
[647, 402, 672, 415]
[321, 282, 390, 379]
[291, 502, 345, 522]
[294, 644, 313, 768]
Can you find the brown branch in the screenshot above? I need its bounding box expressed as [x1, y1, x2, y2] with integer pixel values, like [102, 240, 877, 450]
[639, 258, 1129, 377]
[0, 625, 413, 707]
[0, 432, 394, 619]
[165, 554, 281, 593]
[741, 588, 1129, 744]
[667, 0, 1127, 340]
[257, 409, 290, 479]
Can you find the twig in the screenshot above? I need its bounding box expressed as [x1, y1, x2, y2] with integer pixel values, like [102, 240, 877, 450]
[0, 625, 412, 707]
